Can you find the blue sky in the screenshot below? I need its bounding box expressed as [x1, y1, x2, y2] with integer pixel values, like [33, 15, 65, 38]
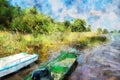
[8, 0, 120, 30]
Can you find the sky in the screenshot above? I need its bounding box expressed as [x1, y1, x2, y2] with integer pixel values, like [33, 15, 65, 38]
[8, 0, 120, 30]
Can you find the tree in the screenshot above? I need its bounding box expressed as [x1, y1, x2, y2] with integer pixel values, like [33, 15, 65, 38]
[64, 20, 70, 28]
[71, 19, 86, 32]
[0, 0, 10, 26]
[97, 27, 102, 34]
[30, 6, 38, 14]
[102, 29, 109, 34]
[0, 0, 21, 29]
[86, 25, 91, 32]
[10, 8, 54, 34]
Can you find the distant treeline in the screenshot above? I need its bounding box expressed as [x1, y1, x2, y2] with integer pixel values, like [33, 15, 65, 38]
[0, 0, 109, 34]
[110, 30, 120, 33]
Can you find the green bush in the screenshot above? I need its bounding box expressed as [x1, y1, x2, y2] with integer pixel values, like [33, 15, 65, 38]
[71, 19, 86, 32]
[88, 36, 107, 42]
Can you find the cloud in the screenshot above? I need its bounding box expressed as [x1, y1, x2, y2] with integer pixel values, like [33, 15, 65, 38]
[90, 10, 103, 16]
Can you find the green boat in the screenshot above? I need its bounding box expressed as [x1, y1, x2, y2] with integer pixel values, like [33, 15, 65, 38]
[24, 51, 78, 80]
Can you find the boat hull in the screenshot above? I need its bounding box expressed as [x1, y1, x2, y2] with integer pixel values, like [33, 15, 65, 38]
[24, 51, 77, 80]
[0, 53, 38, 77]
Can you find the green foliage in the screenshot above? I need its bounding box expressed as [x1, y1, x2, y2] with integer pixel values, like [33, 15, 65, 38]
[111, 29, 119, 33]
[0, 25, 5, 30]
[102, 29, 109, 34]
[29, 6, 38, 14]
[97, 27, 102, 34]
[64, 20, 71, 28]
[73, 35, 107, 49]
[53, 22, 65, 32]
[0, 0, 35, 32]
[0, 0, 21, 28]
[10, 8, 54, 34]
[86, 25, 91, 32]
[88, 36, 107, 42]
[71, 19, 86, 32]
[10, 17, 32, 33]
[0, 0, 10, 26]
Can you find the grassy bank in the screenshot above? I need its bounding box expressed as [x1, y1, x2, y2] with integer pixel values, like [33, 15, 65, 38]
[0, 31, 107, 62]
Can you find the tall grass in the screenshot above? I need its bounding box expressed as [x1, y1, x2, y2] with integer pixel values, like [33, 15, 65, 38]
[0, 31, 107, 62]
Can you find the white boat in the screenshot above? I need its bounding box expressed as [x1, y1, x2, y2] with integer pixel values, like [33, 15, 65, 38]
[0, 52, 38, 77]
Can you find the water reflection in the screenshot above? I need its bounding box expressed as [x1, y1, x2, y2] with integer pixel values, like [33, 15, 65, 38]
[70, 34, 120, 80]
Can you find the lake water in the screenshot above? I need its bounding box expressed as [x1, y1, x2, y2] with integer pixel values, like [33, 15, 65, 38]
[110, 33, 120, 42]
[70, 33, 120, 80]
